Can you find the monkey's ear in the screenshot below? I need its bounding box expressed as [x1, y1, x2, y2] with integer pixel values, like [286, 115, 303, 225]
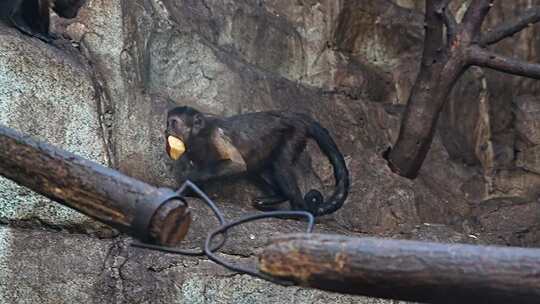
[192, 113, 206, 135]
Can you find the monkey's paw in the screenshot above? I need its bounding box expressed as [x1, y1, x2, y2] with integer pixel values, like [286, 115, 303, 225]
[252, 196, 286, 210]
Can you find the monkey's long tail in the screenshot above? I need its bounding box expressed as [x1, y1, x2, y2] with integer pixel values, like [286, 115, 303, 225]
[305, 119, 350, 216]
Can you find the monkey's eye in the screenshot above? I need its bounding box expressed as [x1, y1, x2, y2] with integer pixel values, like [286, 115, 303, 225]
[167, 119, 176, 130]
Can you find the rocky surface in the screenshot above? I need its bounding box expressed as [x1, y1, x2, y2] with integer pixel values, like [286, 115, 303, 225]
[0, 25, 108, 232]
[0, 0, 539, 303]
[0, 225, 421, 304]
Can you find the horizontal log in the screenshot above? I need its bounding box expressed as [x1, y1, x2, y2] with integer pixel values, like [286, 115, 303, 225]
[259, 233, 540, 304]
[0, 125, 191, 246]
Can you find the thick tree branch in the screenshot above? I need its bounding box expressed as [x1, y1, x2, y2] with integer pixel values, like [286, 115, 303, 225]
[260, 234, 540, 304]
[462, 0, 494, 39]
[385, 0, 467, 178]
[481, 6, 540, 46]
[0, 125, 192, 246]
[468, 46, 540, 79]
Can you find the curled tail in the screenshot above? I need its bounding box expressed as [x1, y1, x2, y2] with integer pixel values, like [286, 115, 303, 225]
[303, 117, 350, 216]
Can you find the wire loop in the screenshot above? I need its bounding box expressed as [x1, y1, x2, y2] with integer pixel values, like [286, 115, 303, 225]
[204, 211, 314, 285]
[132, 180, 315, 285]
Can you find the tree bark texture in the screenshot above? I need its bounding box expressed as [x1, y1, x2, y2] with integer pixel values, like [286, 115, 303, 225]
[0, 125, 191, 246]
[260, 233, 540, 304]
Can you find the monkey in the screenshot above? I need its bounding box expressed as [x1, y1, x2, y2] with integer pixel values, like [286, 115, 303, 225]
[0, 0, 86, 43]
[165, 106, 350, 217]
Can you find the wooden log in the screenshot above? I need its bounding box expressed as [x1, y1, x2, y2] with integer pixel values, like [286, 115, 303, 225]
[259, 233, 540, 304]
[0, 125, 191, 246]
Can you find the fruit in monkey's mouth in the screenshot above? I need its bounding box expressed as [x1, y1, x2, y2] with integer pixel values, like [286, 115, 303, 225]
[167, 136, 186, 160]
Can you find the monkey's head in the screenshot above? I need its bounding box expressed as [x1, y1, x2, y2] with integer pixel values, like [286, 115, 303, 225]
[53, 0, 87, 19]
[165, 106, 206, 160]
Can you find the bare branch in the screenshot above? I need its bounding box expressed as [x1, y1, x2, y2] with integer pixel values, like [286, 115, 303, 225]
[428, 0, 458, 43]
[462, 0, 494, 39]
[433, 0, 453, 10]
[433, 0, 457, 42]
[468, 46, 540, 79]
[481, 6, 540, 46]
[443, 7, 458, 42]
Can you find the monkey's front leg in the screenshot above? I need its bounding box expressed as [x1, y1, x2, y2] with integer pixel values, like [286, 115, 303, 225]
[9, 9, 54, 43]
[188, 159, 246, 183]
[10, 16, 49, 42]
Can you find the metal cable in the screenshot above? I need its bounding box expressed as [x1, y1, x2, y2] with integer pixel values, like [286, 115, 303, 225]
[204, 210, 314, 285]
[131, 180, 315, 285]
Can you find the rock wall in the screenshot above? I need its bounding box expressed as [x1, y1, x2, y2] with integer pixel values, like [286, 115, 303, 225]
[0, 0, 538, 303]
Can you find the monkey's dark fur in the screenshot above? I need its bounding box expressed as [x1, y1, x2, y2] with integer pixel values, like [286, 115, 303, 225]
[165, 106, 350, 217]
[0, 0, 86, 43]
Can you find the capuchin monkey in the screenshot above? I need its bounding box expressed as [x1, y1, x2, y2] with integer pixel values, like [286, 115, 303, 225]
[0, 0, 86, 43]
[165, 106, 350, 217]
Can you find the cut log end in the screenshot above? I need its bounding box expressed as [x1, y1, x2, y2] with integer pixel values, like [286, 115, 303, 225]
[149, 198, 192, 246]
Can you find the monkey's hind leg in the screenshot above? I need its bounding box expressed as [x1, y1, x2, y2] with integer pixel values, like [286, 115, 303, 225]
[271, 146, 309, 212]
[252, 172, 287, 210]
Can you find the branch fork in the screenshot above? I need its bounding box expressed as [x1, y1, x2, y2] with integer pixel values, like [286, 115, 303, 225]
[386, 0, 540, 178]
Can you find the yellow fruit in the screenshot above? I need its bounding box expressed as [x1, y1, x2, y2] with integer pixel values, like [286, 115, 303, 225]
[167, 136, 186, 160]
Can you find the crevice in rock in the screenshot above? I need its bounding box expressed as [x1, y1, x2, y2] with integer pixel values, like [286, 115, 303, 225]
[147, 260, 186, 273]
[0, 217, 62, 232]
[87, 58, 117, 169]
[102, 238, 130, 303]
[0, 216, 120, 239]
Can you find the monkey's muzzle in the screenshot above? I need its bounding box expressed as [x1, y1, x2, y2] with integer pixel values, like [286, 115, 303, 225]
[166, 136, 186, 160]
